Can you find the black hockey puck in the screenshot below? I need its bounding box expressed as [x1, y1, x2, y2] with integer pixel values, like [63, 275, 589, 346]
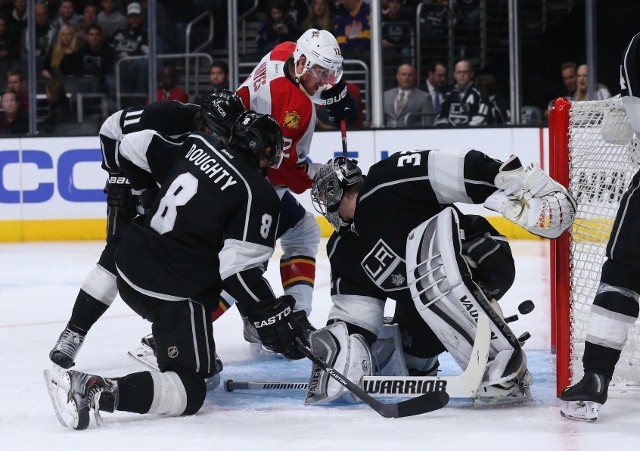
[518, 300, 535, 315]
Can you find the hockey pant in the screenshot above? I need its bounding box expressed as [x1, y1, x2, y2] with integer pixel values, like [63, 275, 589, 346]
[405, 207, 528, 386]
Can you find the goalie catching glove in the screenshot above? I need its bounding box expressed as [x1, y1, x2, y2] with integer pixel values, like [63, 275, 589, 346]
[246, 295, 306, 360]
[483, 155, 577, 239]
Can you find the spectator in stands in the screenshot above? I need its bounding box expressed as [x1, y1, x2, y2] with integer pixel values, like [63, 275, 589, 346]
[21, 2, 56, 73]
[422, 0, 452, 39]
[435, 58, 489, 127]
[280, 0, 309, 28]
[0, 89, 27, 134]
[110, 2, 148, 95]
[75, 24, 114, 95]
[52, 0, 82, 34]
[194, 60, 229, 105]
[256, 1, 299, 55]
[98, 0, 126, 40]
[39, 78, 74, 135]
[6, 66, 27, 110]
[558, 61, 578, 99]
[383, 63, 433, 128]
[381, 0, 414, 62]
[138, 0, 169, 54]
[0, 15, 19, 83]
[572, 64, 612, 101]
[6, 0, 26, 34]
[475, 73, 510, 125]
[316, 81, 364, 130]
[41, 24, 80, 79]
[420, 61, 448, 116]
[155, 65, 188, 102]
[301, 0, 333, 32]
[74, 3, 99, 47]
[334, 0, 371, 59]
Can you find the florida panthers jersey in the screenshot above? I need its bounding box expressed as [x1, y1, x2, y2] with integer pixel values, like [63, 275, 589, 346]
[237, 42, 316, 194]
[114, 131, 280, 311]
[326, 149, 502, 332]
[100, 100, 201, 171]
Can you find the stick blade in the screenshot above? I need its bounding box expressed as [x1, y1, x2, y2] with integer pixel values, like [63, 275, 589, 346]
[380, 391, 450, 418]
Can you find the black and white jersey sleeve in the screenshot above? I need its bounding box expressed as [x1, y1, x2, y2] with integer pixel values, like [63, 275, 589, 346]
[115, 132, 280, 310]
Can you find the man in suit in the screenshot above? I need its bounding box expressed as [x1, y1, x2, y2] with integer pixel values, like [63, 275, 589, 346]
[421, 61, 448, 116]
[384, 63, 434, 128]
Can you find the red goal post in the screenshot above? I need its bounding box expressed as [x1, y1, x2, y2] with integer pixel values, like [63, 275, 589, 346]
[549, 96, 639, 397]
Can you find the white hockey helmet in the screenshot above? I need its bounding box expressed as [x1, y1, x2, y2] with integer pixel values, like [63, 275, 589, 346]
[293, 29, 344, 100]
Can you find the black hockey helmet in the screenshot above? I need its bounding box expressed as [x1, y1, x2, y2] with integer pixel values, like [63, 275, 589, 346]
[229, 111, 284, 168]
[311, 156, 364, 230]
[200, 89, 245, 139]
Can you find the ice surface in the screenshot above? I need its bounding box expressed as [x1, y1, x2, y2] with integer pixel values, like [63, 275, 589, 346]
[1, 240, 638, 450]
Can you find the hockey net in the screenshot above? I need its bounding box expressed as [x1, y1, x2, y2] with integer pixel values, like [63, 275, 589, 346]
[549, 96, 640, 396]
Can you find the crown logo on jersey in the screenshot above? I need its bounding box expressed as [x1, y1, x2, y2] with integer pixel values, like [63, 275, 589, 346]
[283, 111, 300, 129]
[312, 30, 320, 38]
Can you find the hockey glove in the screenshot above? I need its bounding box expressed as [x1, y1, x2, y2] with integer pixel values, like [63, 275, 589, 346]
[247, 295, 306, 360]
[105, 172, 139, 220]
[320, 80, 358, 127]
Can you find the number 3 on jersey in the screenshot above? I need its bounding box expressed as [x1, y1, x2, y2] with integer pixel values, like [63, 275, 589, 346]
[151, 173, 198, 234]
[397, 151, 421, 167]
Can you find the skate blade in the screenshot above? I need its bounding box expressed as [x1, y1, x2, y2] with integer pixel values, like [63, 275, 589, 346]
[248, 342, 284, 358]
[127, 343, 159, 371]
[473, 386, 532, 409]
[43, 369, 78, 429]
[560, 400, 601, 422]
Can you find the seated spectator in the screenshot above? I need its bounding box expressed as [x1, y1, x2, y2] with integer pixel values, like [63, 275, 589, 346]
[20, 2, 56, 73]
[544, 61, 577, 118]
[420, 61, 448, 115]
[421, 0, 452, 39]
[435, 59, 489, 127]
[98, 0, 126, 40]
[572, 64, 612, 101]
[41, 24, 80, 79]
[51, 0, 82, 34]
[475, 73, 510, 125]
[75, 24, 114, 95]
[0, 15, 20, 83]
[301, 0, 333, 32]
[6, 66, 27, 110]
[256, 1, 299, 54]
[74, 3, 99, 47]
[381, 0, 414, 62]
[38, 78, 74, 135]
[155, 65, 188, 103]
[383, 63, 434, 128]
[194, 60, 229, 105]
[110, 2, 149, 95]
[316, 81, 364, 130]
[0, 88, 27, 134]
[334, 0, 371, 59]
[6, 0, 27, 34]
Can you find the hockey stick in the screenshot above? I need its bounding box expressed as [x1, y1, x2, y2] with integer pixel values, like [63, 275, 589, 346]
[226, 313, 491, 399]
[340, 118, 348, 156]
[295, 338, 449, 418]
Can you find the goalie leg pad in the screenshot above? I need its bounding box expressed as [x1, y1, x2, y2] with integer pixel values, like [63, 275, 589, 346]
[305, 322, 372, 404]
[370, 322, 409, 377]
[483, 155, 577, 238]
[406, 207, 528, 387]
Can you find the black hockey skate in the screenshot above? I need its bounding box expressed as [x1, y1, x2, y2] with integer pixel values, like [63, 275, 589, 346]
[49, 327, 85, 369]
[43, 369, 118, 430]
[560, 372, 609, 422]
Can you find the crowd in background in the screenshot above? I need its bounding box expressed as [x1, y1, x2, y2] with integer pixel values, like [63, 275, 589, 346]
[0, 0, 618, 136]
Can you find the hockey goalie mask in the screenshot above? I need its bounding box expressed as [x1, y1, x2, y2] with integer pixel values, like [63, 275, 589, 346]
[293, 29, 344, 104]
[311, 156, 363, 231]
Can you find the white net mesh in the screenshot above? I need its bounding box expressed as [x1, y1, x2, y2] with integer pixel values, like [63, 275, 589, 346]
[567, 97, 640, 388]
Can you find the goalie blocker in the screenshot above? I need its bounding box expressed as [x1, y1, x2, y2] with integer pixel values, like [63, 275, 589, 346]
[406, 207, 531, 403]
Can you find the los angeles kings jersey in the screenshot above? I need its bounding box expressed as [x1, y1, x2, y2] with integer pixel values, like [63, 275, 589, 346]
[237, 42, 316, 194]
[327, 149, 502, 324]
[99, 100, 201, 172]
[114, 131, 280, 310]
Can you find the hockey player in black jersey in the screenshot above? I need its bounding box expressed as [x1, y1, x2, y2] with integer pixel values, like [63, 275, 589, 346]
[304, 150, 576, 406]
[560, 32, 640, 422]
[48, 91, 246, 370]
[44, 110, 308, 430]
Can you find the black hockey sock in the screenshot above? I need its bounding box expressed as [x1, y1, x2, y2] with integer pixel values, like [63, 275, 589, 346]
[68, 290, 110, 334]
[114, 371, 154, 414]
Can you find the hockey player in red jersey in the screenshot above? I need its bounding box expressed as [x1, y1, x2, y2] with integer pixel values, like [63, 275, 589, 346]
[232, 29, 358, 341]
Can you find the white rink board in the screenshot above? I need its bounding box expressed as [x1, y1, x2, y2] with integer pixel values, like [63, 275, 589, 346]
[0, 127, 548, 221]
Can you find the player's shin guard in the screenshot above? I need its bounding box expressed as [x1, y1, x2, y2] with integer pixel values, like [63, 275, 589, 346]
[305, 322, 372, 404]
[406, 208, 530, 401]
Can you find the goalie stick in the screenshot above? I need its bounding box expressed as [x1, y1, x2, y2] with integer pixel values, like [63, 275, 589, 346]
[226, 313, 491, 399]
[295, 338, 449, 418]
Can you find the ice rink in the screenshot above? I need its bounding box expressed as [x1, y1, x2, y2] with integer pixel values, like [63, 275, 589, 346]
[1, 238, 639, 450]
